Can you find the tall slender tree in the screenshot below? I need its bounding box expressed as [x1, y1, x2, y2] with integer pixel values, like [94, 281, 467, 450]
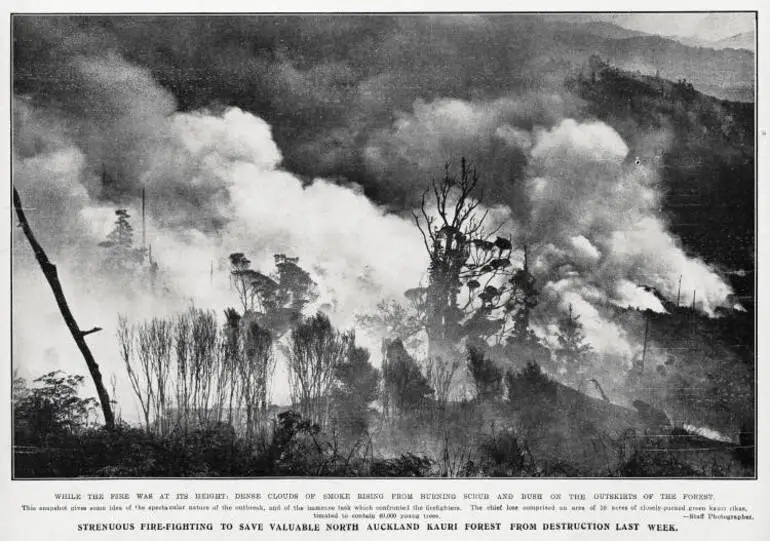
[238, 319, 274, 442]
[13, 187, 115, 430]
[99, 209, 146, 277]
[331, 345, 379, 445]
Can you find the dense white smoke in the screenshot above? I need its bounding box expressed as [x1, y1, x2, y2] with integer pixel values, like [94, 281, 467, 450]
[523, 118, 735, 357]
[13, 53, 737, 414]
[364, 98, 737, 361]
[13, 55, 426, 410]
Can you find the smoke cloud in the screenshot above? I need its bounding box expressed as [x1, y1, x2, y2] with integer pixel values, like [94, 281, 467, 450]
[13, 53, 429, 408]
[362, 99, 736, 363]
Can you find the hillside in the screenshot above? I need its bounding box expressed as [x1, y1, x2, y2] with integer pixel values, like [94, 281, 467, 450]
[566, 58, 754, 299]
[564, 61, 754, 442]
[497, 16, 755, 102]
[555, 20, 652, 40]
[474, 369, 748, 477]
[505, 377, 646, 475]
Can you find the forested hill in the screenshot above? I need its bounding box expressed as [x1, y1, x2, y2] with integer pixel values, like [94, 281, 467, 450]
[566, 58, 754, 302]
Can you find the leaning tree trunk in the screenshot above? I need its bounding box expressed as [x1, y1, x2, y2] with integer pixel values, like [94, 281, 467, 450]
[13, 187, 115, 430]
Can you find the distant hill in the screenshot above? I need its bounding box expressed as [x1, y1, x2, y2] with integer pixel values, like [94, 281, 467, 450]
[676, 31, 755, 53]
[711, 32, 755, 52]
[519, 17, 755, 102]
[565, 20, 651, 40]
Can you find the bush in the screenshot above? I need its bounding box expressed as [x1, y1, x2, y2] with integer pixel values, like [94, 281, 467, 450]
[620, 448, 698, 477]
[369, 453, 434, 477]
[506, 362, 557, 403]
[467, 347, 503, 402]
[14, 371, 99, 447]
[477, 430, 526, 476]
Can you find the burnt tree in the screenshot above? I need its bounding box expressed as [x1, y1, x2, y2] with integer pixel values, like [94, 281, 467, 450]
[412, 158, 534, 361]
[13, 187, 115, 430]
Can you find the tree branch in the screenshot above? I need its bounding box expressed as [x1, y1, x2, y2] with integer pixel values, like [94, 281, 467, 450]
[80, 326, 103, 337]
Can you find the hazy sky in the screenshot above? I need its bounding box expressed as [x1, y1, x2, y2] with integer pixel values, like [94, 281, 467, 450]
[585, 13, 755, 42]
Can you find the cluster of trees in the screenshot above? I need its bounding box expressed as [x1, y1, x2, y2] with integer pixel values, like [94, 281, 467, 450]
[14, 354, 748, 477]
[110, 159, 597, 448]
[116, 304, 373, 447]
[116, 307, 264, 439]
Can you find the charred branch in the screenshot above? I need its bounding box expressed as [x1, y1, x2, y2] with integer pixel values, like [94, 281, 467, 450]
[80, 327, 103, 337]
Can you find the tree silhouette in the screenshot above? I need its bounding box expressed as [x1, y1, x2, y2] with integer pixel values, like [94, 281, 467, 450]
[331, 345, 379, 445]
[505, 246, 539, 344]
[106, 209, 134, 248]
[99, 209, 146, 276]
[13, 371, 99, 445]
[229, 252, 317, 337]
[238, 318, 274, 443]
[555, 304, 592, 382]
[13, 187, 115, 430]
[381, 339, 434, 418]
[229, 252, 256, 313]
[215, 307, 243, 426]
[411, 158, 537, 363]
[467, 346, 503, 402]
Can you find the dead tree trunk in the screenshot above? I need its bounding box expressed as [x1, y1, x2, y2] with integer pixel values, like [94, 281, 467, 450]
[13, 187, 115, 430]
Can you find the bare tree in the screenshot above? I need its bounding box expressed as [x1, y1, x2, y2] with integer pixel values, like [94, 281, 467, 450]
[117, 316, 147, 428]
[214, 308, 243, 426]
[189, 309, 218, 425]
[174, 307, 219, 428]
[238, 317, 275, 443]
[117, 315, 173, 435]
[14, 187, 115, 430]
[174, 312, 192, 429]
[136, 318, 173, 435]
[287, 313, 351, 429]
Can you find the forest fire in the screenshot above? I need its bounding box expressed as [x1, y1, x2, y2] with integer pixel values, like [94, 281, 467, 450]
[12, 15, 754, 478]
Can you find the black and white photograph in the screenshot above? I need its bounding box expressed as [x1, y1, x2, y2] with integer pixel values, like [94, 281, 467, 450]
[11, 12, 756, 478]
